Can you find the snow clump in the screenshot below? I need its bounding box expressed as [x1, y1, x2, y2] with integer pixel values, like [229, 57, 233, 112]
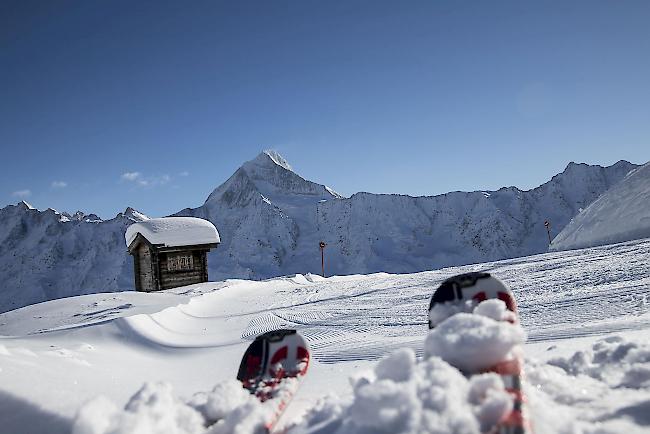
[425, 300, 526, 373]
[72, 382, 205, 434]
[548, 335, 650, 388]
[428, 299, 475, 327]
[293, 304, 528, 434]
[525, 335, 650, 433]
[72, 381, 269, 434]
[294, 348, 513, 434]
[187, 380, 268, 428]
[473, 298, 517, 323]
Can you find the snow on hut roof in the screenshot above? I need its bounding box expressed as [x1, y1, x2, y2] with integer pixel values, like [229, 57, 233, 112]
[125, 217, 220, 248]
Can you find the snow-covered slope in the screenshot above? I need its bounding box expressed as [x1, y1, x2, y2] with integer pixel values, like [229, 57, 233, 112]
[0, 203, 147, 313]
[0, 152, 638, 313]
[551, 161, 650, 251]
[1, 239, 649, 434]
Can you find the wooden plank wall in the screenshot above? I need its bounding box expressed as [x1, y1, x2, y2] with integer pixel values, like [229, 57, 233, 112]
[158, 250, 208, 290]
[138, 244, 155, 292]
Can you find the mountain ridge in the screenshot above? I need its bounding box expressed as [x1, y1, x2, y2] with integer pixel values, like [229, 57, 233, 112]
[550, 161, 650, 250]
[0, 152, 640, 313]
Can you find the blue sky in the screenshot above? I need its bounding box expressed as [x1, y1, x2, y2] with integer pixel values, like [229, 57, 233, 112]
[1, 0, 649, 218]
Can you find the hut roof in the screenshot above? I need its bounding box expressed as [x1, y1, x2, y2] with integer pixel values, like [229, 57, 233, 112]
[125, 217, 220, 248]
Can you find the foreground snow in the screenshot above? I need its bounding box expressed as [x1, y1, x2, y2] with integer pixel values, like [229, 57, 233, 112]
[1, 238, 650, 433]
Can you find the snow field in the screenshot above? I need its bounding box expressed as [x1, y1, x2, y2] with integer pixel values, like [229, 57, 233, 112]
[1, 238, 650, 433]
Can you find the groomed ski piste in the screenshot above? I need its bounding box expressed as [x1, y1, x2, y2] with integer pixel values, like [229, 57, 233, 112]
[1, 238, 650, 434]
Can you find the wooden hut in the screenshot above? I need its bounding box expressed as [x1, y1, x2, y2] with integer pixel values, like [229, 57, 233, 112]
[125, 217, 220, 292]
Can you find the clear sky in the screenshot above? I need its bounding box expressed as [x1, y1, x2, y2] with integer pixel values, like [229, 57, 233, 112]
[1, 0, 649, 218]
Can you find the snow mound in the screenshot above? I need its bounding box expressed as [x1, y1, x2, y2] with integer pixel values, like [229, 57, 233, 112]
[293, 306, 525, 433]
[551, 161, 650, 250]
[473, 298, 517, 323]
[304, 273, 326, 282]
[72, 382, 205, 434]
[548, 335, 650, 388]
[526, 335, 650, 433]
[73, 381, 269, 434]
[294, 348, 513, 434]
[125, 217, 220, 248]
[425, 301, 526, 373]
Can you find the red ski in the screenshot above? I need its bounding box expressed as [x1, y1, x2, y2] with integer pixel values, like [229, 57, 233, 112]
[428, 272, 531, 434]
[237, 329, 310, 432]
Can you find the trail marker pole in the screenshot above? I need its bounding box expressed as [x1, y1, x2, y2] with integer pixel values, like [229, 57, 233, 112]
[544, 220, 552, 245]
[319, 241, 326, 277]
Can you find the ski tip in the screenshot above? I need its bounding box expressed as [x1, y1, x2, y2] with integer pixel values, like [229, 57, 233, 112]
[237, 328, 311, 386]
[428, 272, 517, 329]
[429, 272, 492, 310]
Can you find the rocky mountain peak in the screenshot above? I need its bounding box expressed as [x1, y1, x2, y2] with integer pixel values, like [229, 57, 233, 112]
[18, 200, 35, 211]
[260, 150, 293, 171]
[121, 207, 149, 222]
[205, 151, 341, 207]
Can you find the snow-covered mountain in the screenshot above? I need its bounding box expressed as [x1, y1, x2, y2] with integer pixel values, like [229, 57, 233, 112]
[177, 153, 636, 279]
[0, 203, 148, 313]
[550, 161, 650, 251]
[0, 151, 638, 313]
[174, 151, 343, 279]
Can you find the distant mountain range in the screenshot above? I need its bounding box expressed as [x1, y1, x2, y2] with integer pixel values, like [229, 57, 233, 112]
[0, 151, 639, 313]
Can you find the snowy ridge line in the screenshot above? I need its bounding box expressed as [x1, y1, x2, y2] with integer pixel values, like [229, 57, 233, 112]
[115, 312, 241, 349]
[551, 161, 650, 250]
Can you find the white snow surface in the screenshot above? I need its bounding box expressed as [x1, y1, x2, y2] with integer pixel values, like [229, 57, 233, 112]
[125, 217, 220, 248]
[551, 161, 650, 251]
[1, 238, 650, 433]
[425, 302, 526, 373]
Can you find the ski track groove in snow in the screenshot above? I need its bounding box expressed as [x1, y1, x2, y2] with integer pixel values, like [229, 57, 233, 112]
[232, 239, 650, 364]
